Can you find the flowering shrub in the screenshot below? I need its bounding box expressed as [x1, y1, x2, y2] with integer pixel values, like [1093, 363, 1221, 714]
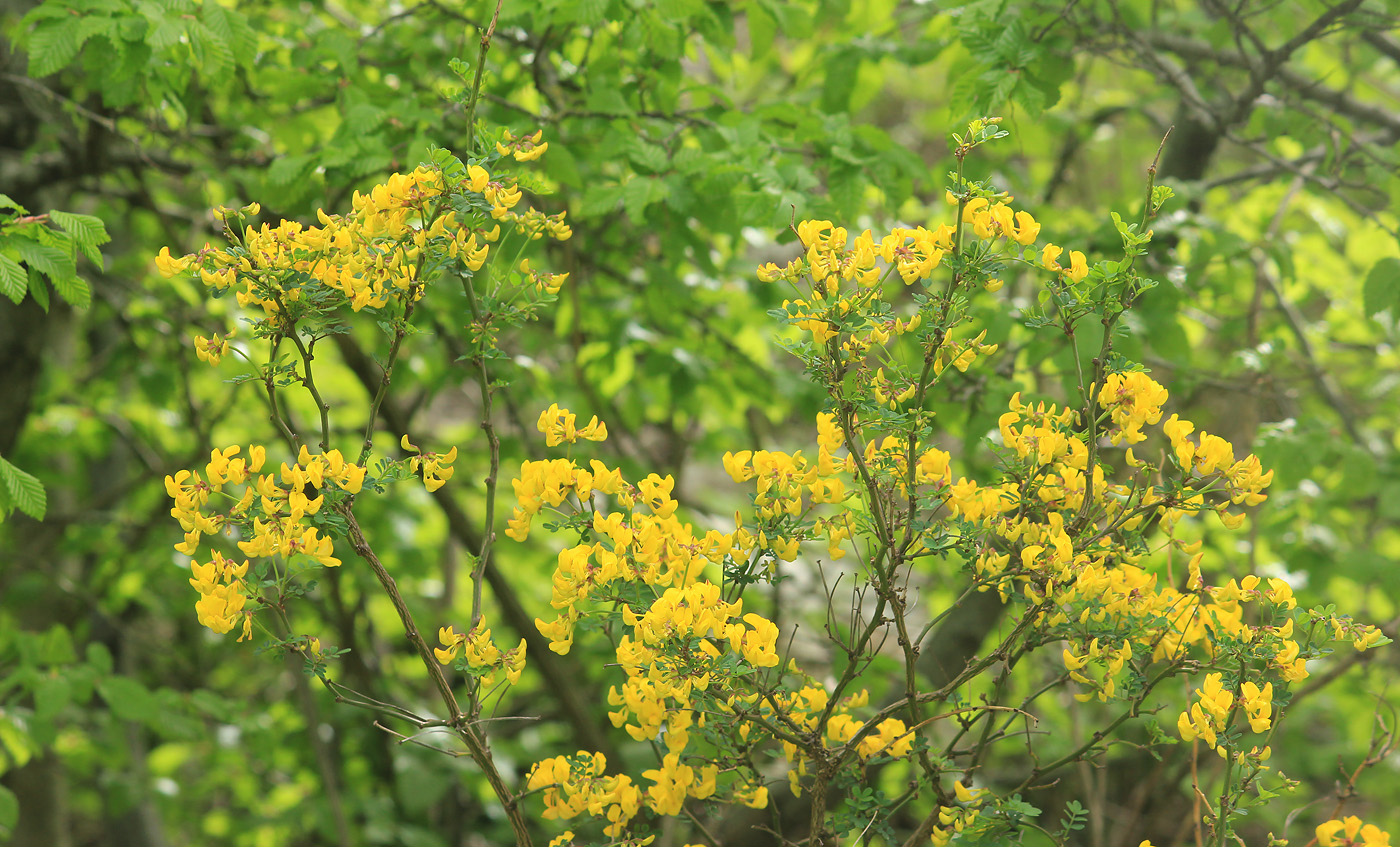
[158, 119, 1390, 847]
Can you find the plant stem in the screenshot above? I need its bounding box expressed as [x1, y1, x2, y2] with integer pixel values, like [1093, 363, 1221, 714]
[339, 505, 533, 847]
[460, 266, 500, 638]
[463, 0, 504, 156]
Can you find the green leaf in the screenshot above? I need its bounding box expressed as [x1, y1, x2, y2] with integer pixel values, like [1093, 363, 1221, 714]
[0, 194, 25, 214]
[189, 19, 234, 78]
[50, 275, 91, 310]
[28, 22, 84, 77]
[202, 1, 257, 66]
[34, 676, 72, 719]
[343, 103, 389, 137]
[98, 676, 157, 723]
[0, 255, 26, 304]
[145, 13, 185, 51]
[628, 139, 670, 174]
[27, 270, 49, 312]
[0, 455, 45, 520]
[622, 176, 665, 223]
[1362, 256, 1400, 317]
[267, 153, 314, 186]
[49, 211, 109, 268]
[747, 4, 776, 59]
[86, 642, 114, 675]
[578, 183, 624, 218]
[598, 346, 636, 397]
[654, 0, 704, 21]
[16, 240, 75, 280]
[584, 85, 632, 115]
[566, 0, 610, 26]
[0, 785, 16, 831]
[821, 48, 861, 114]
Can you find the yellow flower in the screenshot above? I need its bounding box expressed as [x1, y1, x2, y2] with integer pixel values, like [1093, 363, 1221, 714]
[1240, 680, 1273, 733]
[1010, 210, 1040, 245]
[1067, 250, 1089, 282]
[1317, 816, 1391, 847]
[155, 246, 192, 278]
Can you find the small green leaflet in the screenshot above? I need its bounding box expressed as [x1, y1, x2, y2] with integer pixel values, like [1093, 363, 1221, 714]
[0, 255, 25, 304]
[0, 454, 46, 521]
[49, 210, 110, 269]
[1363, 256, 1400, 318]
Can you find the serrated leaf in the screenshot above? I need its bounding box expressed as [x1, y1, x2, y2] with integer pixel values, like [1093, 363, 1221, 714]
[578, 183, 624, 218]
[50, 275, 91, 310]
[266, 154, 313, 186]
[0, 194, 26, 214]
[49, 211, 110, 262]
[0, 255, 25, 304]
[628, 139, 670, 173]
[622, 177, 661, 223]
[27, 22, 85, 77]
[343, 104, 389, 136]
[27, 270, 49, 312]
[16, 240, 75, 279]
[0, 455, 45, 521]
[189, 19, 233, 77]
[584, 85, 632, 115]
[202, 1, 256, 66]
[146, 14, 184, 51]
[1362, 256, 1400, 317]
[567, 0, 609, 25]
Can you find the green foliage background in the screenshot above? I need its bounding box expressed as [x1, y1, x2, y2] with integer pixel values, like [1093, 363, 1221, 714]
[1, 0, 1398, 844]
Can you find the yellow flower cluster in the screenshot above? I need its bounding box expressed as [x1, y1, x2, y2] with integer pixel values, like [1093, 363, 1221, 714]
[527, 751, 643, 838]
[400, 435, 457, 492]
[1040, 243, 1089, 283]
[609, 582, 780, 750]
[520, 258, 569, 294]
[188, 550, 252, 639]
[497, 128, 549, 162]
[929, 780, 989, 847]
[640, 752, 718, 815]
[1175, 672, 1273, 755]
[433, 623, 526, 687]
[513, 406, 931, 833]
[526, 747, 719, 837]
[754, 199, 1042, 351]
[725, 685, 916, 798]
[156, 138, 569, 332]
[961, 197, 1040, 245]
[721, 412, 853, 558]
[1097, 371, 1168, 445]
[537, 403, 608, 447]
[1062, 639, 1133, 702]
[999, 392, 1087, 469]
[532, 497, 731, 654]
[878, 224, 953, 284]
[166, 445, 367, 635]
[826, 712, 913, 760]
[1162, 414, 1275, 511]
[1317, 816, 1393, 847]
[193, 330, 232, 366]
[160, 167, 487, 314]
